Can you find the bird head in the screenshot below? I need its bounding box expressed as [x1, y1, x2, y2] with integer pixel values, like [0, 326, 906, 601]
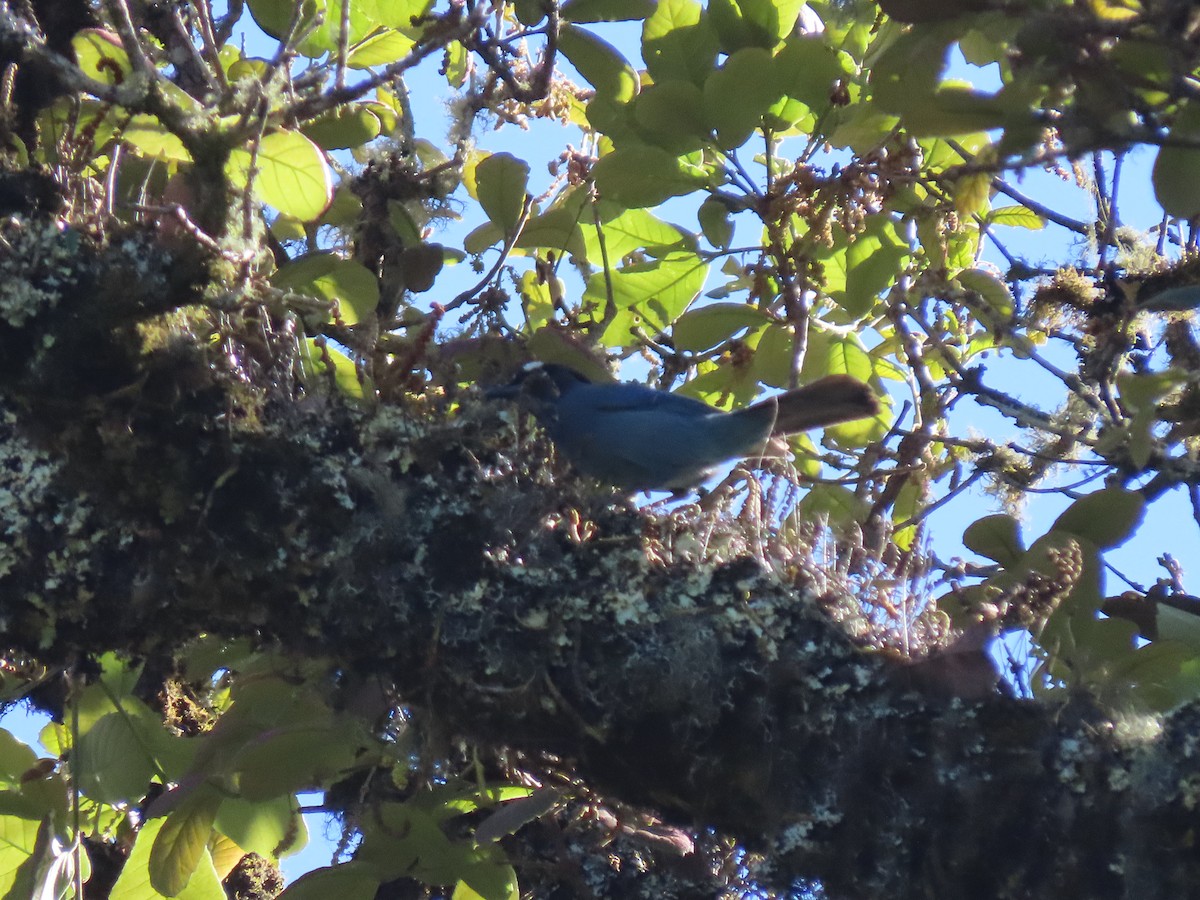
[485, 362, 591, 419]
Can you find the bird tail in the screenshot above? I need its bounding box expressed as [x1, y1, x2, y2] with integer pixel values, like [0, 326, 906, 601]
[751, 375, 880, 435]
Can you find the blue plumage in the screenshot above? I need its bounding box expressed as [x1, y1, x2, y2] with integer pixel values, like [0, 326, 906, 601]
[488, 362, 878, 492]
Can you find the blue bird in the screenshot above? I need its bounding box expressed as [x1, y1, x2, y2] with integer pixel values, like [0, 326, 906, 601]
[487, 362, 879, 492]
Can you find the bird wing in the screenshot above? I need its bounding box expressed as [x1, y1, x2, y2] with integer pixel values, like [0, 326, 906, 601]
[580, 382, 718, 417]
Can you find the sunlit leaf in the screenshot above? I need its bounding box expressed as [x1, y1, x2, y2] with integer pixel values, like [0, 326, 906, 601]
[346, 30, 417, 68]
[592, 145, 709, 208]
[1050, 487, 1145, 550]
[703, 46, 782, 147]
[642, 0, 719, 84]
[227, 130, 333, 223]
[672, 303, 769, 351]
[273, 253, 379, 325]
[110, 817, 223, 899]
[149, 784, 223, 897]
[987, 205, 1045, 230]
[300, 106, 383, 150]
[559, 25, 639, 101]
[122, 116, 191, 162]
[795, 484, 871, 526]
[963, 514, 1024, 566]
[72, 29, 131, 85]
[215, 794, 307, 859]
[1153, 105, 1200, 219]
[277, 863, 380, 900]
[475, 153, 530, 231]
[697, 197, 733, 250]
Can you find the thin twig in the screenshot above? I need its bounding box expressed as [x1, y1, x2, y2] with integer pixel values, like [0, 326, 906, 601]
[444, 196, 533, 312]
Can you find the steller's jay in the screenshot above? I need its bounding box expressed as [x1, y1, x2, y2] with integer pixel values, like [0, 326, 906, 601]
[487, 362, 880, 492]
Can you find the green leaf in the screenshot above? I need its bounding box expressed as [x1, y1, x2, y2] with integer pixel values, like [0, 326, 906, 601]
[795, 484, 871, 527]
[631, 80, 710, 152]
[300, 105, 382, 150]
[987, 204, 1045, 230]
[753, 323, 794, 388]
[1137, 284, 1200, 312]
[870, 27, 950, 113]
[963, 514, 1024, 566]
[72, 29, 131, 85]
[561, 0, 655, 22]
[387, 200, 424, 245]
[672, 303, 769, 351]
[370, 0, 433, 30]
[697, 197, 733, 250]
[586, 250, 709, 340]
[642, 0, 719, 85]
[0, 732, 38, 785]
[1157, 605, 1200, 650]
[149, 784, 223, 897]
[273, 253, 380, 325]
[1116, 370, 1185, 412]
[826, 217, 909, 317]
[900, 85, 1010, 138]
[246, 0, 311, 40]
[475, 153, 530, 231]
[585, 202, 686, 261]
[443, 40, 469, 87]
[277, 863, 380, 900]
[592, 145, 709, 208]
[247, 0, 395, 57]
[824, 335, 874, 381]
[703, 46, 782, 147]
[355, 803, 458, 881]
[454, 863, 520, 900]
[232, 724, 362, 801]
[707, 0, 803, 52]
[1153, 104, 1200, 219]
[956, 268, 1014, 320]
[122, 116, 191, 162]
[773, 34, 847, 111]
[73, 715, 158, 806]
[301, 338, 365, 399]
[558, 25, 639, 101]
[1050, 487, 1146, 550]
[110, 816, 224, 900]
[75, 707, 178, 805]
[517, 208, 589, 259]
[347, 29, 417, 68]
[215, 795, 307, 859]
[0, 813, 40, 896]
[514, 0, 548, 26]
[227, 130, 333, 223]
[827, 103, 901, 153]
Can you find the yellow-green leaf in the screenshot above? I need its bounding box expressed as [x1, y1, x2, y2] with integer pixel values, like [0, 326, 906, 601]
[122, 116, 191, 162]
[642, 0, 719, 85]
[1050, 487, 1145, 550]
[963, 514, 1024, 566]
[149, 784, 223, 897]
[558, 25, 639, 101]
[277, 863, 380, 900]
[228, 130, 333, 223]
[1153, 105, 1200, 219]
[72, 29, 131, 85]
[110, 816, 224, 900]
[592, 145, 709, 208]
[703, 46, 782, 147]
[475, 153, 530, 231]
